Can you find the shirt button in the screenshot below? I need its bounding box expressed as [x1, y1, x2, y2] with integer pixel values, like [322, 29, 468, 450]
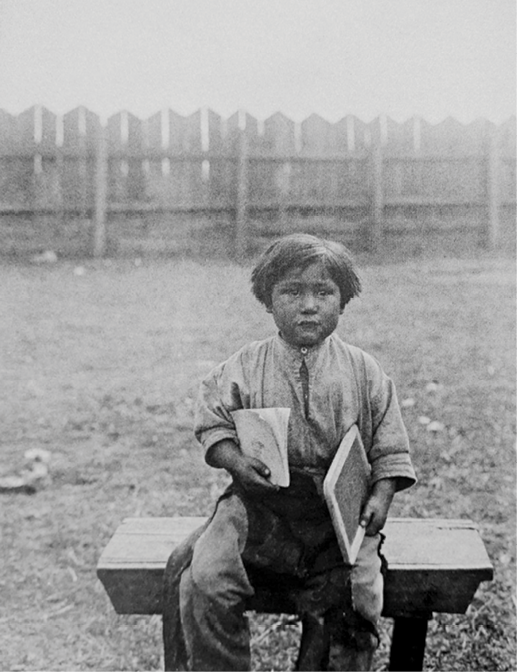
[300, 347, 308, 355]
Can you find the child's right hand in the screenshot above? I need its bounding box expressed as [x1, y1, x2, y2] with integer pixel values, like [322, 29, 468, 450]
[205, 439, 280, 495]
[229, 454, 280, 495]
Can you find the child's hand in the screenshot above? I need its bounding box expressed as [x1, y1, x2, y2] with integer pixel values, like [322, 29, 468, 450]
[359, 477, 397, 536]
[230, 455, 280, 495]
[205, 439, 280, 495]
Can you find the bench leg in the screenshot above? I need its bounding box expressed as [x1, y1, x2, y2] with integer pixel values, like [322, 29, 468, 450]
[388, 614, 431, 671]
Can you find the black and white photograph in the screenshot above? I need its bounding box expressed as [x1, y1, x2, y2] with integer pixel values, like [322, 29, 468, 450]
[0, 1, 515, 670]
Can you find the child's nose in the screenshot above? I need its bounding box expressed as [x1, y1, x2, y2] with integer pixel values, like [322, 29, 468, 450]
[301, 293, 317, 311]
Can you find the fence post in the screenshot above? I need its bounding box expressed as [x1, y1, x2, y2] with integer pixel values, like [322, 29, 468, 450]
[55, 144, 65, 233]
[485, 124, 499, 250]
[235, 120, 249, 259]
[78, 108, 88, 219]
[278, 163, 291, 228]
[369, 122, 384, 252]
[93, 124, 108, 257]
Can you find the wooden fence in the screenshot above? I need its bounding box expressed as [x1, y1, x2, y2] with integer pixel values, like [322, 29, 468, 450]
[0, 106, 515, 258]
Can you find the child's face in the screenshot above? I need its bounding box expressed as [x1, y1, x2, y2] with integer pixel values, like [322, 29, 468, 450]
[267, 262, 343, 348]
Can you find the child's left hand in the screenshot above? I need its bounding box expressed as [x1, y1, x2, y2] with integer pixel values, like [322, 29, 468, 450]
[359, 477, 397, 536]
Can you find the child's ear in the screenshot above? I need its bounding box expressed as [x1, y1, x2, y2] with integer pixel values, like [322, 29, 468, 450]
[265, 304, 273, 314]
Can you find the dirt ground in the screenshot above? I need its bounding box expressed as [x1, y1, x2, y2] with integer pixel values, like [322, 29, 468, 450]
[0, 252, 515, 671]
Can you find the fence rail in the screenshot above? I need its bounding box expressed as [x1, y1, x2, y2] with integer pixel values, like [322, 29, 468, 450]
[0, 106, 515, 257]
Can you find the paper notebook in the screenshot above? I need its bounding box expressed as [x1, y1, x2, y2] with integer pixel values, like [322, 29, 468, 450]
[231, 408, 291, 487]
[323, 425, 371, 565]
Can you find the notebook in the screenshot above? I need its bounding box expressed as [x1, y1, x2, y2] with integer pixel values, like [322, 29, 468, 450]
[231, 408, 290, 487]
[323, 425, 371, 565]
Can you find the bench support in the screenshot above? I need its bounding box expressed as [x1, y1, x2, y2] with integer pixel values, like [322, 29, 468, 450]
[389, 614, 431, 671]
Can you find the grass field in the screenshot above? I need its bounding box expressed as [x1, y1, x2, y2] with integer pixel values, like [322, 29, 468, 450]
[0, 250, 515, 671]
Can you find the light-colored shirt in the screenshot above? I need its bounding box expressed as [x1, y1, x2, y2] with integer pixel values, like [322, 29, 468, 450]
[194, 333, 416, 491]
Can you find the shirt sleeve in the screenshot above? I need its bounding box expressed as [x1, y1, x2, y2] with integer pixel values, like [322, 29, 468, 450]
[362, 353, 417, 492]
[193, 350, 249, 457]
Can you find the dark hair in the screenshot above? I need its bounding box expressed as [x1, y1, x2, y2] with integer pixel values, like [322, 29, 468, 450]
[251, 233, 361, 310]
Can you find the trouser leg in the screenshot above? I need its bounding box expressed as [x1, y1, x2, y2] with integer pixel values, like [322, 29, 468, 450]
[179, 496, 254, 671]
[327, 607, 379, 671]
[350, 533, 384, 625]
[163, 522, 210, 671]
[327, 534, 384, 671]
[295, 613, 330, 671]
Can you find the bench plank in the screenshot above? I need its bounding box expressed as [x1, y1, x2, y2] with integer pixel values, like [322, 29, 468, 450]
[97, 517, 493, 617]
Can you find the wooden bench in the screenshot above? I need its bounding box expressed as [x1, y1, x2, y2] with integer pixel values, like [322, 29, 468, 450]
[97, 517, 493, 671]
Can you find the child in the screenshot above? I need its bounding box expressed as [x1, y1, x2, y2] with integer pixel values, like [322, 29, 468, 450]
[162, 234, 416, 671]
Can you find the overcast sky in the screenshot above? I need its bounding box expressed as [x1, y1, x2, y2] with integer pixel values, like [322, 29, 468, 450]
[0, 0, 515, 124]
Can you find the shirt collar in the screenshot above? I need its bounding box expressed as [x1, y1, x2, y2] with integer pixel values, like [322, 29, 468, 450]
[276, 332, 330, 360]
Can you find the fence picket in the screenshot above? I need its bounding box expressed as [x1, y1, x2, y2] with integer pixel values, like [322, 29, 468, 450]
[162, 110, 182, 154]
[263, 112, 295, 156]
[421, 117, 469, 156]
[486, 122, 500, 248]
[62, 106, 99, 152]
[332, 117, 352, 155]
[0, 110, 18, 154]
[497, 117, 516, 206]
[61, 107, 98, 214]
[40, 106, 57, 151]
[498, 116, 516, 157]
[16, 107, 38, 152]
[145, 111, 163, 153]
[300, 114, 334, 156]
[369, 117, 384, 249]
[0, 111, 28, 206]
[94, 125, 108, 256]
[384, 117, 414, 155]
